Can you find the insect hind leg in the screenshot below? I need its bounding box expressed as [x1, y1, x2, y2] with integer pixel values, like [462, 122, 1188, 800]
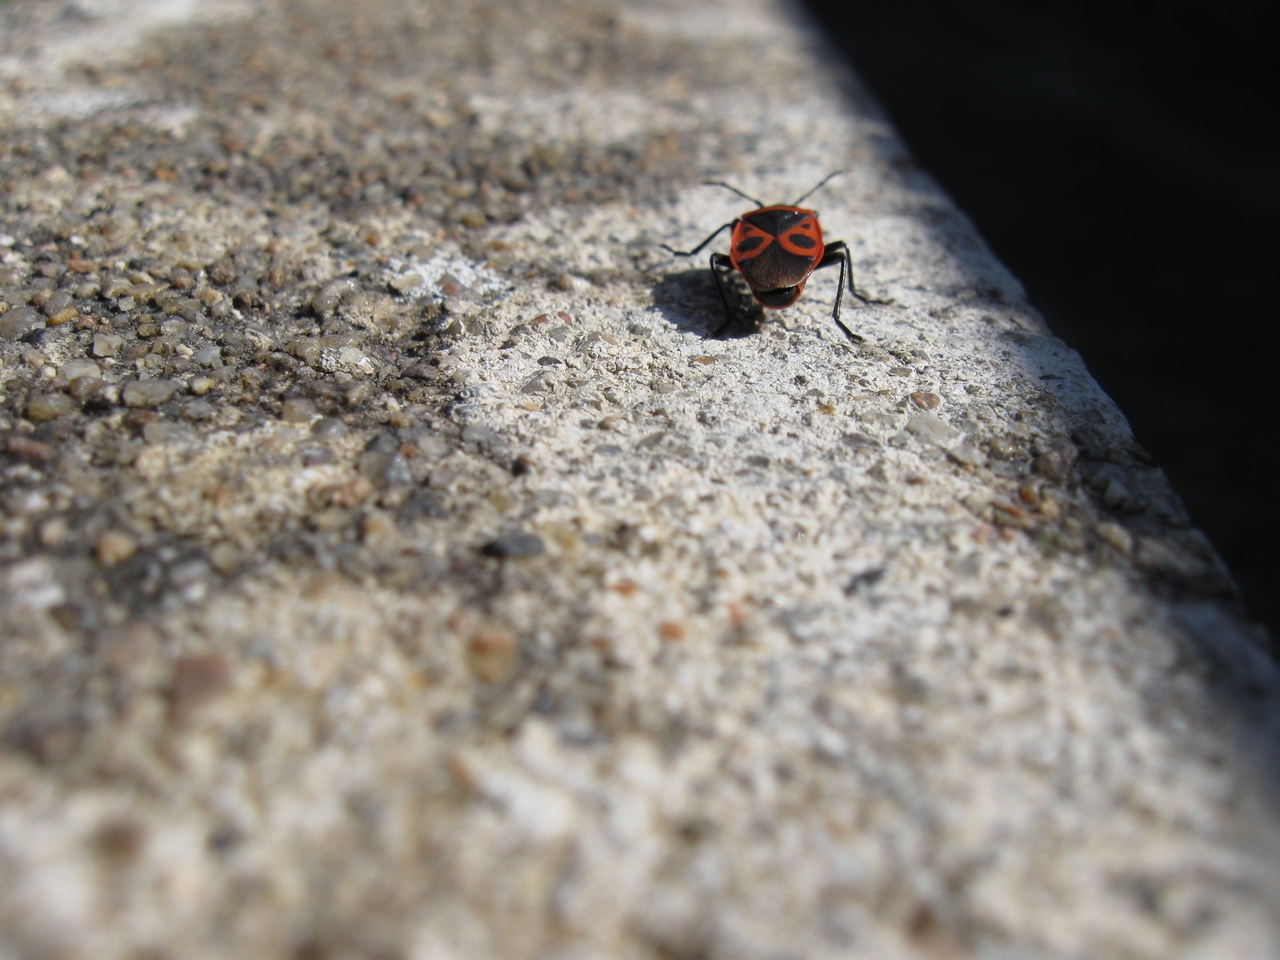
[816, 240, 888, 343]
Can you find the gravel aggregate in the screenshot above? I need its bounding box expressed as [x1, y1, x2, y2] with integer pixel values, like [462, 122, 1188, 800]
[0, 1, 1277, 959]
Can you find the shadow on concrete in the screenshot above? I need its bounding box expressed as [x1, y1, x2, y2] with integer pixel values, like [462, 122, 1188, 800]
[649, 266, 765, 339]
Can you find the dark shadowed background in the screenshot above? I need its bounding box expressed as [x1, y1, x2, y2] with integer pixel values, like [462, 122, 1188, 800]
[801, 0, 1280, 635]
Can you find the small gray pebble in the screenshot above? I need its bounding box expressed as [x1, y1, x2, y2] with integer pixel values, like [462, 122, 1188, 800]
[461, 424, 495, 445]
[401, 362, 437, 380]
[481, 533, 545, 559]
[41, 290, 73, 317]
[122, 379, 181, 408]
[312, 278, 358, 315]
[365, 434, 400, 453]
[311, 417, 348, 440]
[840, 433, 879, 450]
[0, 306, 40, 339]
[182, 399, 216, 421]
[300, 447, 335, 466]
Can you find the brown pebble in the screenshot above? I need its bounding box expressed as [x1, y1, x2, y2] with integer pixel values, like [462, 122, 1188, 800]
[692, 355, 717, 365]
[38, 517, 69, 547]
[611, 580, 638, 596]
[94, 821, 143, 863]
[1034, 451, 1070, 482]
[1039, 499, 1061, 519]
[169, 653, 233, 716]
[361, 510, 399, 549]
[910, 392, 941, 410]
[658, 620, 686, 641]
[26, 393, 76, 422]
[330, 476, 375, 508]
[466, 626, 516, 683]
[988, 437, 1018, 460]
[47, 307, 79, 327]
[992, 502, 1035, 529]
[5, 435, 57, 463]
[1018, 482, 1041, 506]
[96, 530, 138, 567]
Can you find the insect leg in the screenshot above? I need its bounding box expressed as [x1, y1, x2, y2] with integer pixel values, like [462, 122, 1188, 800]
[707, 252, 736, 338]
[815, 240, 859, 343]
[817, 240, 890, 341]
[661, 222, 735, 258]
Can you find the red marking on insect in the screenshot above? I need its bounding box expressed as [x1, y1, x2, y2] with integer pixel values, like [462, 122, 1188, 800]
[662, 171, 883, 341]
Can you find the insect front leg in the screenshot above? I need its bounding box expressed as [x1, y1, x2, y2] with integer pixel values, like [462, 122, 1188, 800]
[707, 252, 736, 338]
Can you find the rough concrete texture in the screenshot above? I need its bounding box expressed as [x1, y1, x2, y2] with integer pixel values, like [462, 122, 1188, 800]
[0, 1, 1278, 958]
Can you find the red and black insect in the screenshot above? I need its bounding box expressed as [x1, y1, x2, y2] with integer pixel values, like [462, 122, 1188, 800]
[662, 171, 876, 342]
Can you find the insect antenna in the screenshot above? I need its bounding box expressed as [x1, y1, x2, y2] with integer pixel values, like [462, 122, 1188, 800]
[702, 180, 766, 208]
[790, 168, 849, 207]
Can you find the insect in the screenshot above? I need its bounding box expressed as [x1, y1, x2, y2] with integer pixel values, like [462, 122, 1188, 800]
[662, 171, 877, 342]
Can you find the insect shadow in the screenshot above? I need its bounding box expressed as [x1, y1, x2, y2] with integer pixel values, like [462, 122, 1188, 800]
[649, 267, 765, 339]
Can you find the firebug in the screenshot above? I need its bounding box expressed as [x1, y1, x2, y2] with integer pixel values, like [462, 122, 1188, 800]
[662, 171, 878, 341]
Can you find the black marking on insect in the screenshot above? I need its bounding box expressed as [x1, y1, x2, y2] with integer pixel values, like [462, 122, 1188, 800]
[661, 170, 883, 342]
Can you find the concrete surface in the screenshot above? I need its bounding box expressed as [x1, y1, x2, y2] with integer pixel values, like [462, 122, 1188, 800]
[0, 0, 1277, 958]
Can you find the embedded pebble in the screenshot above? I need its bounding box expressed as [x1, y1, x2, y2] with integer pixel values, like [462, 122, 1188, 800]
[168, 654, 233, 717]
[312, 278, 358, 314]
[60, 360, 100, 381]
[0, 306, 40, 339]
[95, 530, 138, 567]
[481, 533, 546, 559]
[906, 413, 961, 447]
[41, 290, 73, 317]
[311, 417, 348, 440]
[122, 379, 181, 407]
[280, 398, 318, 422]
[466, 625, 516, 683]
[47, 308, 78, 327]
[93, 334, 124, 358]
[143, 421, 194, 445]
[182, 399, 216, 420]
[38, 517, 69, 548]
[948, 443, 985, 467]
[26, 393, 76, 421]
[988, 437, 1018, 459]
[1034, 450, 1071, 481]
[1095, 521, 1134, 554]
[69, 376, 102, 402]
